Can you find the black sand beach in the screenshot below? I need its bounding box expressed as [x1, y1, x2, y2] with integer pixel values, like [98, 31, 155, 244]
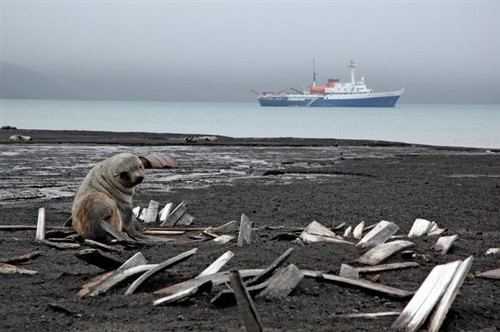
[0, 129, 499, 331]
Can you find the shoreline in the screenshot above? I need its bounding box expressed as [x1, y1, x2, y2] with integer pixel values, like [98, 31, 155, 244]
[1, 128, 497, 151]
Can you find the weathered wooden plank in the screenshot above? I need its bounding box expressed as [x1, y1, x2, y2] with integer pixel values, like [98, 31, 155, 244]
[153, 281, 212, 306]
[119, 252, 148, 270]
[408, 218, 433, 238]
[83, 239, 124, 252]
[391, 260, 462, 332]
[197, 251, 234, 278]
[175, 213, 195, 226]
[83, 264, 157, 297]
[428, 256, 473, 332]
[256, 264, 304, 300]
[142, 230, 185, 236]
[343, 226, 352, 238]
[213, 235, 235, 244]
[77, 252, 149, 297]
[476, 268, 500, 279]
[75, 249, 124, 271]
[159, 202, 173, 223]
[300, 221, 353, 244]
[356, 220, 399, 249]
[0, 225, 72, 231]
[36, 207, 46, 240]
[0, 251, 41, 264]
[153, 269, 264, 296]
[143, 200, 159, 223]
[355, 262, 420, 274]
[0, 263, 38, 275]
[339, 264, 360, 279]
[125, 248, 198, 295]
[246, 247, 294, 287]
[211, 280, 270, 307]
[330, 311, 401, 319]
[433, 234, 458, 254]
[211, 220, 238, 234]
[319, 273, 414, 298]
[160, 201, 187, 227]
[357, 240, 415, 266]
[427, 221, 446, 236]
[37, 239, 81, 250]
[230, 270, 264, 332]
[237, 214, 252, 247]
[352, 221, 365, 239]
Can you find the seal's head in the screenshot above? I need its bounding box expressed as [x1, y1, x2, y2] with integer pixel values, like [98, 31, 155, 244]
[108, 153, 146, 188]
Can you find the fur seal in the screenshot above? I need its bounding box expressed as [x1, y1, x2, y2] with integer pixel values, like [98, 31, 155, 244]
[72, 153, 149, 243]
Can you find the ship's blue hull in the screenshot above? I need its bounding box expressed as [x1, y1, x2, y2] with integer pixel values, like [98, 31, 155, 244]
[258, 94, 401, 108]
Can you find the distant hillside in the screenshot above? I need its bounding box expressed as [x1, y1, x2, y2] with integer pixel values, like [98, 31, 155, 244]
[1, 61, 71, 100]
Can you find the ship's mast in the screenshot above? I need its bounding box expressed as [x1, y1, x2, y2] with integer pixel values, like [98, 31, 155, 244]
[312, 58, 317, 87]
[348, 59, 356, 84]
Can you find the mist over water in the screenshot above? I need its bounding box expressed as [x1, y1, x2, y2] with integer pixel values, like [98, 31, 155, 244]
[1, 99, 498, 149]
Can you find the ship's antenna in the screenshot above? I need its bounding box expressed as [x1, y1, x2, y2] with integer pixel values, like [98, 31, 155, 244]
[348, 59, 356, 84]
[312, 58, 317, 87]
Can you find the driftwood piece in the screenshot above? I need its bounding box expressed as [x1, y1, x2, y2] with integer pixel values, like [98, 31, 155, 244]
[408, 218, 433, 238]
[485, 248, 500, 255]
[331, 222, 346, 231]
[339, 264, 360, 278]
[132, 206, 141, 219]
[37, 239, 81, 250]
[0, 263, 38, 275]
[352, 221, 365, 239]
[0, 225, 72, 231]
[153, 281, 213, 306]
[142, 230, 185, 236]
[343, 226, 352, 238]
[36, 207, 46, 240]
[391, 260, 462, 332]
[84, 239, 125, 252]
[230, 270, 264, 332]
[209, 220, 238, 234]
[125, 248, 198, 295]
[318, 273, 414, 298]
[213, 235, 235, 244]
[0, 251, 41, 264]
[246, 247, 294, 287]
[159, 202, 173, 223]
[476, 268, 500, 279]
[143, 200, 159, 223]
[300, 221, 353, 245]
[357, 240, 415, 266]
[237, 214, 252, 247]
[356, 220, 399, 249]
[211, 280, 270, 307]
[331, 311, 401, 319]
[355, 262, 420, 274]
[77, 252, 149, 297]
[433, 234, 458, 254]
[75, 249, 125, 271]
[255, 264, 304, 300]
[153, 269, 264, 296]
[428, 256, 473, 332]
[160, 201, 187, 227]
[427, 221, 446, 236]
[197, 251, 234, 278]
[175, 213, 195, 226]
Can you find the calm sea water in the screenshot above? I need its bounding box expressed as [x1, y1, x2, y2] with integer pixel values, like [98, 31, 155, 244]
[1, 99, 499, 149]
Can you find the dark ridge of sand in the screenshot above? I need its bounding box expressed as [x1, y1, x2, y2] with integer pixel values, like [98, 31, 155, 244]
[0, 129, 499, 331]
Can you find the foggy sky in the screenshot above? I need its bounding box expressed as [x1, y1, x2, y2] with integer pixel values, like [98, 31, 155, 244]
[1, 0, 499, 103]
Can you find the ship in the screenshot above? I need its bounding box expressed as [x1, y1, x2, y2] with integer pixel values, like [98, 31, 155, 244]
[253, 60, 404, 107]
